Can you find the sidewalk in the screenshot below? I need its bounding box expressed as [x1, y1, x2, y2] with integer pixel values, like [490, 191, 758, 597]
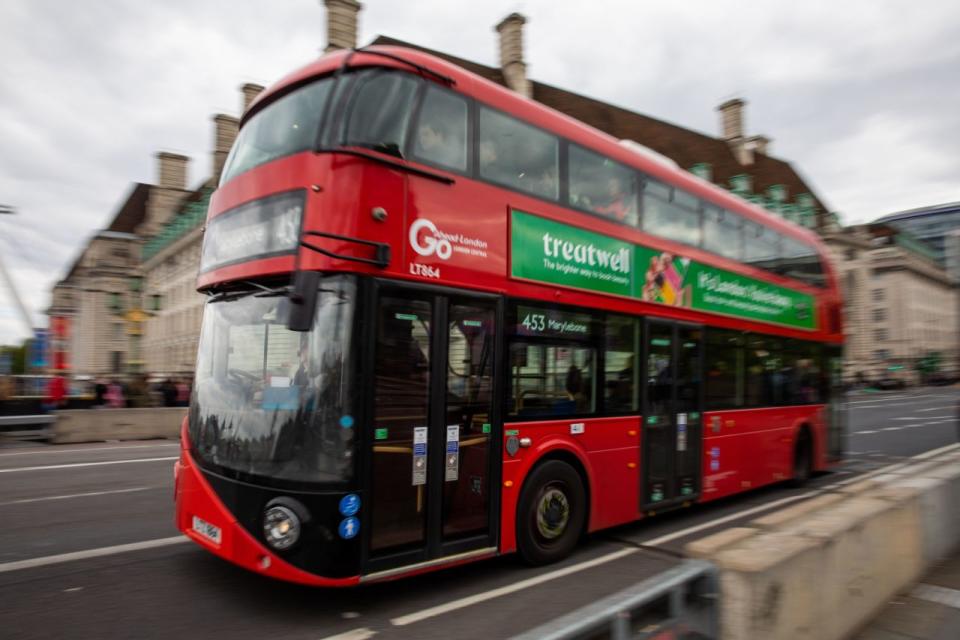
[855, 550, 960, 639]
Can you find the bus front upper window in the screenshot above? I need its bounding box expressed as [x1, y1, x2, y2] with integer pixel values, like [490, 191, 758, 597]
[220, 78, 334, 185]
[342, 71, 419, 158]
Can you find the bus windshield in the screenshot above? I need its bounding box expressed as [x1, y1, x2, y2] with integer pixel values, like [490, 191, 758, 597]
[220, 78, 335, 185]
[189, 275, 356, 484]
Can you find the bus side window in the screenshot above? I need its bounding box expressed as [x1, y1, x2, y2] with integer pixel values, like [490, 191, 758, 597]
[479, 107, 559, 201]
[604, 314, 640, 413]
[411, 86, 469, 173]
[743, 222, 780, 273]
[703, 206, 743, 261]
[704, 329, 744, 410]
[641, 180, 702, 248]
[509, 342, 595, 417]
[568, 145, 638, 227]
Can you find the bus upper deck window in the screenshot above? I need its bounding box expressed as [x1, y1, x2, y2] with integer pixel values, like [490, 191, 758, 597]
[479, 107, 559, 201]
[568, 145, 638, 227]
[412, 87, 468, 172]
[343, 71, 419, 157]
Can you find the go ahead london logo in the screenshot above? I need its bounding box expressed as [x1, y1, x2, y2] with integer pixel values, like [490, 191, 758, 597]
[408, 217, 489, 279]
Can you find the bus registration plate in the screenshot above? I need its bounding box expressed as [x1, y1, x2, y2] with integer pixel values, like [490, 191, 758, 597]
[192, 515, 222, 545]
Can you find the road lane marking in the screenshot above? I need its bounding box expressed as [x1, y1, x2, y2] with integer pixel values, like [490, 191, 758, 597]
[0, 457, 177, 473]
[0, 443, 179, 457]
[0, 536, 187, 574]
[638, 492, 819, 546]
[0, 486, 157, 506]
[914, 442, 960, 459]
[389, 548, 638, 626]
[918, 407, 954, 412]
[318, 629, 377, 640]
[854, 430, 878, 435]
[848, 394, 938, 406]
[911, 584, 960, 609]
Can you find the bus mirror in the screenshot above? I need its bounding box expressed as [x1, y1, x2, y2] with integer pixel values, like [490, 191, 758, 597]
[287, 271, 321, 332]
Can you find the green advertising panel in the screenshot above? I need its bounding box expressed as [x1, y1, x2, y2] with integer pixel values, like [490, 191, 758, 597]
[511, 210, 633, 297]
[511, 210, 817, 330]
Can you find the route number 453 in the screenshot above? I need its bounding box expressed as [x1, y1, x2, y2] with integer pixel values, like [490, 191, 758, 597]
[521, 313, 546, 332]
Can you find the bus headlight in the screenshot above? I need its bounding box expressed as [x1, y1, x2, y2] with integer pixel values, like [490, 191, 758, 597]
[263, 504, 302, 551]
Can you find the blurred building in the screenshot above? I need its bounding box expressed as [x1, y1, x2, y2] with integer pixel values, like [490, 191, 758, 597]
[46, 186, 151, 376]
[139, 86, 262, 377]
[875, 201, 960, 268]
[824, 223, 959, 381]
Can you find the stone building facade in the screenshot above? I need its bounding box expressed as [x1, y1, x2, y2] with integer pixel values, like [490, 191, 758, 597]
[139, 87, 261, 377]
[47, 184, 150, 376]
[824, 224, 959, 381]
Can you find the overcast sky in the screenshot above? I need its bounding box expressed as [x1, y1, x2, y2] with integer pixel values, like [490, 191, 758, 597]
[1, 0, 958, 345]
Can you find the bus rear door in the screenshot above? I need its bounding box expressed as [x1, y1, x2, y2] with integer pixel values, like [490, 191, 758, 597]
[642, 320, 704, 510]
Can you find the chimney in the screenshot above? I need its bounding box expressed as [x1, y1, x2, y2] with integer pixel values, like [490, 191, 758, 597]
[324, 0, 362, 53]
[212, 114, 239, 181]
[139, 152, 190, 238]
[749, 134, 771, 156]
[717, 98, 745, 140]
[241, 83, 265, 114]
[496, 13, 532, 99]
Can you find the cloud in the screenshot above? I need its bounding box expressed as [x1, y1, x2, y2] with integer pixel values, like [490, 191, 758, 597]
[1, 0, 959, 345]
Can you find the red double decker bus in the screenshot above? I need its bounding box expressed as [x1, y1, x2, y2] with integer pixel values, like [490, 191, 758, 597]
[174, 46, 846, 586]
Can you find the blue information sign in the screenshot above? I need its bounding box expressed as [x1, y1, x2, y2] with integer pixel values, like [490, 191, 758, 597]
[339, 494, 360, 517]
[338, 516, 360, 540]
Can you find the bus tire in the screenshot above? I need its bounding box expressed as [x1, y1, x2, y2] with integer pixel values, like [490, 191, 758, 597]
[790, 428, 813, 487]
[516, 460, 587, 566]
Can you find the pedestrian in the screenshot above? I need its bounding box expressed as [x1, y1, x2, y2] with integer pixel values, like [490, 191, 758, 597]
[94, 378, 107, 407]
[175, 378, 190, 407]
[44, 372, 67, 412]
[161, 378, 177, 407]
[105, 379, 125, 409]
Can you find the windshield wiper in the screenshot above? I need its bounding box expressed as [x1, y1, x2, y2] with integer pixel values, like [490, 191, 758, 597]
[206, 281, 289, 303]
[353, 141, 403, 159]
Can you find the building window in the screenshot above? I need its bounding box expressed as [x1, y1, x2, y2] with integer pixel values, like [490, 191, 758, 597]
[872, 289, 884, 301]
[875, 328, 888, 342]
[844, 248, 857, 261]
[873, 308, 885, 322]
[874, 349, 890, 361]
[112, 323, 123, 341]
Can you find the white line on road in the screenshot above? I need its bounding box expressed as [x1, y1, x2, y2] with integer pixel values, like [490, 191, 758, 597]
[911, 583, 960, 609]
[918, 407, 954, 412]
[390, 548, 638, 626]
[318, 628, 378, 640]
[854, 430, 878, 435]
[913, 442, 960, 459]
[0, 457, 177, 473]
[0, 443, 179, 457]
[0, 536, 187, 574]
[848, 394, 939, 406]
[638, 491, 819, 546]
[0, 486, 157, 506]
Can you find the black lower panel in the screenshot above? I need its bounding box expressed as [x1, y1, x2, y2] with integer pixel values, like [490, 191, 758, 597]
[202, 470, 362, 579]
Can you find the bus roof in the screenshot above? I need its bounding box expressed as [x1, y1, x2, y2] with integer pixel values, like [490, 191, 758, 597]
[247, 45, 830, 259]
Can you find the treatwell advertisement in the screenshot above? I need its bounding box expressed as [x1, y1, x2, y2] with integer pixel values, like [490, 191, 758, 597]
[510, 210, 816, 330]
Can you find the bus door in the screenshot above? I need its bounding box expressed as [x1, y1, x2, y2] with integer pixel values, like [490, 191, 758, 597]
[641, 320, 704, 509]
[363, 284, 501, 575]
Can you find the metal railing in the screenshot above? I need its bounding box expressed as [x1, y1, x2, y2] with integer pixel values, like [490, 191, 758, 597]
[510, 559, 719, 640]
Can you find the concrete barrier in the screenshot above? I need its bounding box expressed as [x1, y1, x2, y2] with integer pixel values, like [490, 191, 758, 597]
[51, 408, 185, 444]
[687, 448, 960, 640]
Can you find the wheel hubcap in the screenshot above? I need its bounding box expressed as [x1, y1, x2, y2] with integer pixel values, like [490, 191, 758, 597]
[536, 487, 570, 540]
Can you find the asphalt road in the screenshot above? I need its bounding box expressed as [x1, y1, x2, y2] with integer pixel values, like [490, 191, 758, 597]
[0, 386, 956, 640]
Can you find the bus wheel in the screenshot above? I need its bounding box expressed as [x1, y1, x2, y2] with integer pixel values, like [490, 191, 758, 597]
[790, 429, 813, 487]
[517, 460, 586, 566]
